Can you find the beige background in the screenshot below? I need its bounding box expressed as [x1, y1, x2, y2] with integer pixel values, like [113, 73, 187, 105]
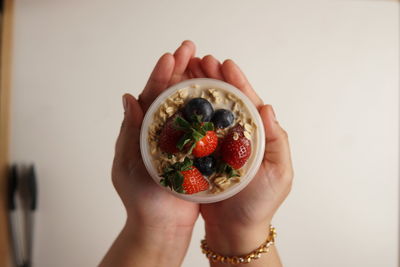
[10, 0, 398, 266]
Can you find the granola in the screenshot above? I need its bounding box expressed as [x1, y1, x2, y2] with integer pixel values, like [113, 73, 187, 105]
[147, 84, 257, 195]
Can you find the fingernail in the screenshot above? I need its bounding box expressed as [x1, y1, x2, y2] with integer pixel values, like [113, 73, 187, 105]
[181, 40, 192, 46]
[122, 94, 129, 112]
[270, 106, 277, 122]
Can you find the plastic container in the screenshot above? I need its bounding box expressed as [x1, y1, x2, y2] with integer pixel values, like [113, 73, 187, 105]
[140, 78, 265, 203]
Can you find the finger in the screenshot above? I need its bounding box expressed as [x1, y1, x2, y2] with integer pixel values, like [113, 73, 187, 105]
[221, 59, 264, 109]
[139, 53, 175, 112]
[188, 57, 206, 78]
[114, 94, 144, 172]
[259, 105, 292, 168]
[169, 40, 196, 85]
[200, 55, 224, 80]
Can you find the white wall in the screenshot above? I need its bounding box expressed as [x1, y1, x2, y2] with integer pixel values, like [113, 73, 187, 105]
[10, 1, 398, 266]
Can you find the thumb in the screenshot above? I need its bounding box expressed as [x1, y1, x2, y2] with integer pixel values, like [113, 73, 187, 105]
[113, 94, 144, 172]
[259, 105, 292, 168]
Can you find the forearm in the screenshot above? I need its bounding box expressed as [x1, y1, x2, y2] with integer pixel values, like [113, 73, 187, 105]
[204, 223, 282, 267]
[100, 221, 194, 267]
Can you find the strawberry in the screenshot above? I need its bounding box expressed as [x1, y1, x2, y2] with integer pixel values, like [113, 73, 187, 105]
[221, 124, 252, 169]
[175, 116, 218, 157]
[181, 167, 209, 194]
[160, 157, 209, 194]
[159, 113, 185, 154]
[192, 131, 218, 157]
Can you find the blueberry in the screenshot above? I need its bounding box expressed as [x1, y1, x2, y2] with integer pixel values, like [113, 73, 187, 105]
[183, 98, 214, 122]
[194, 156, 216, 176]
[211, 109, 234, 129]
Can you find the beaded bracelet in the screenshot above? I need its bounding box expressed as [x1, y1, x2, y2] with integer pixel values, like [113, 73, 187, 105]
[200, 225, 276, 265]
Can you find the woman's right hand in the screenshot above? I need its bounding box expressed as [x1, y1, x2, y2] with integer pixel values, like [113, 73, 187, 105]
[101, 41, 200, 267]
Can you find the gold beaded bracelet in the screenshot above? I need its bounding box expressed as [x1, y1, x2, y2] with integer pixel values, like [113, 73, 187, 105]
[200, 225, 277, 265]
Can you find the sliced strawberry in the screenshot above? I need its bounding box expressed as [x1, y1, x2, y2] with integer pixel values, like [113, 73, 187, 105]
[160, 157, 209, 194]
[221, 124, 252, 169]
[192, 131, 218, 157]
[159, 114, 185, 154]
[181, 167, 209, 194]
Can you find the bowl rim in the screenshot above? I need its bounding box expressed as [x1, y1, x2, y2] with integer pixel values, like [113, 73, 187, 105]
[139, 78, 265, 203]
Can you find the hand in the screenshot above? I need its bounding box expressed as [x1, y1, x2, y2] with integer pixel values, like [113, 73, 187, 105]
[114, 41, 198, 230]
[101, 41, 199, 267]
[189, 55, 293, 266]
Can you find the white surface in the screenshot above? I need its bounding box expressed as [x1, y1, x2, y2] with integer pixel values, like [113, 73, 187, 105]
[10, 1, 398, 267]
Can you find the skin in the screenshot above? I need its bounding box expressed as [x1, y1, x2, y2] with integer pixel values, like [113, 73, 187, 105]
[99, 41, 293, 267]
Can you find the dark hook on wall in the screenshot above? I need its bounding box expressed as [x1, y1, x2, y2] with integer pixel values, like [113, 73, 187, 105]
[7, 164, 38, 267]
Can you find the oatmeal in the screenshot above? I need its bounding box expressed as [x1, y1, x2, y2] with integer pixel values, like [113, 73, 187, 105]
[147, 83, 258, 195]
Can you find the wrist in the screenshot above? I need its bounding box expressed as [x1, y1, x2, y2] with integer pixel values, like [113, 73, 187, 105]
[121, 219, 194, 267]
[204, 220, 271, 256]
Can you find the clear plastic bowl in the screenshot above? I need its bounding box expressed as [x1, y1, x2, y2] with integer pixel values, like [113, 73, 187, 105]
[140, 78, 265, 203]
